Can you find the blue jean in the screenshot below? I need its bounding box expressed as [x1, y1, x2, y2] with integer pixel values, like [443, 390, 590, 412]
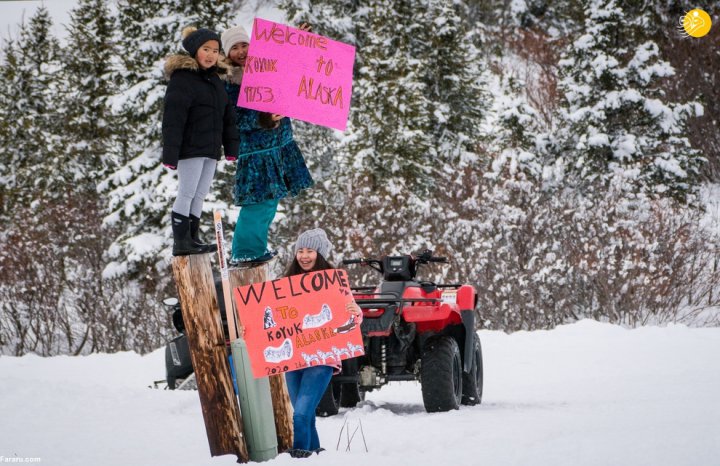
[231, 198, 280, 260]
[284, 365, 333, 451]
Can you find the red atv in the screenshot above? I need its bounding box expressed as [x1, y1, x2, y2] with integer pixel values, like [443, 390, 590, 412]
[316, 250, 483, 415]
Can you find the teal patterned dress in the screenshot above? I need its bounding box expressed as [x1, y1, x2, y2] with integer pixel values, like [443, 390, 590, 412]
[226, 82, 313, 206]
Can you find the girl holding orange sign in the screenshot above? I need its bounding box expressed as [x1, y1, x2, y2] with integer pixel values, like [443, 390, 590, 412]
[282, 228, 362, 457]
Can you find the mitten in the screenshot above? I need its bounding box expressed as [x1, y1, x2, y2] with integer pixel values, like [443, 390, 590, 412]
[163, 163, 177, 170]
[258, 112, 279, 129]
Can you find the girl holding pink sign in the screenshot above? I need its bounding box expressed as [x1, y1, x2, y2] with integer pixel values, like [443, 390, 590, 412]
[221, 24, 314, 267]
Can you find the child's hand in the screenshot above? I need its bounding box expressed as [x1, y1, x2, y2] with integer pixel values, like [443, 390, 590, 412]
[346, 301, 363, 323]
[226, 155, 237, 162]
[163, 163, 176, 170]
[259, 112, 280, 129]
[271, 114, 284, 122]
[299, 23, 313, 33]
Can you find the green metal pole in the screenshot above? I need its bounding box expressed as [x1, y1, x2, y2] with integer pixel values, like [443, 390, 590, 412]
[231, 338, 279, 462]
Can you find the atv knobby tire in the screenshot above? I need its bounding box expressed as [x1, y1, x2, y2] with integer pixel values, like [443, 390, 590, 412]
[316, 382, 341, 417]
[340, 383, 365, 407]
[339, 357, 365, 408]
[421, 336, 462, 412]
[461, 333, 483, 405]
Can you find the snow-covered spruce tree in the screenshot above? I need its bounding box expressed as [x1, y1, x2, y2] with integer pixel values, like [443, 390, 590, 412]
[316, 0, 438, 259]
[0, 40, 24, 218]
[347, 0, 435, 188]
[102, 0, 234, 279]
[0, 7, 62, 214]
[0, 9, 76, 355]
[278, 0, 360, 186]
[59, 0, 120, 187]
[554, 0, 703, 202]
[422, 0, 488, 265]
[102, 0, 188, 279]
[0, 0, 169, 356]
[643, 0, 720, 181]
[274, 0, 488, 279]
[266, 0, 359, 261]
[51, 0, 167, 355]
[510, 0, 717, 329]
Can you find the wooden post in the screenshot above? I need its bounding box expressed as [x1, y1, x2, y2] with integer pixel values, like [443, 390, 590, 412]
[171, 254, 248, 462]
[229, 266, 294, 452]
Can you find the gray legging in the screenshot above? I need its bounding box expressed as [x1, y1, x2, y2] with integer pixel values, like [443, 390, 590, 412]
[172, 157, 217, 217]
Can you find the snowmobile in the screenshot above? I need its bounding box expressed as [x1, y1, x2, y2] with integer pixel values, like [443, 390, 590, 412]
[162, 277, 230, 390]
[162, 296, 196, 390]
[317, 250, 483, 415]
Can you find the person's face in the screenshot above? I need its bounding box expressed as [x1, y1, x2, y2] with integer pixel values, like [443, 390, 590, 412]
[196, 40, 220, 69]
[228, 42, 249, 67]
[296, 248, 318, 272]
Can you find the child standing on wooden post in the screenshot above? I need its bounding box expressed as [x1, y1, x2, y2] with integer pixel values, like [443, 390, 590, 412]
[221, 24, 314, 267]
[162, 26, 239, 256]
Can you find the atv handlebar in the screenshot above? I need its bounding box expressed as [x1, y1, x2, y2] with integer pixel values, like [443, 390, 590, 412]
[343, 250, 448, 282]
[342, 258, 369, 265]
[342, 252, 448, 268]
[342, 258, 384, 274]
[426, 256, 447, 263]
[414, 249, 447, 264]
[342, 255, 447, 266]
[342, 258, 383, 266]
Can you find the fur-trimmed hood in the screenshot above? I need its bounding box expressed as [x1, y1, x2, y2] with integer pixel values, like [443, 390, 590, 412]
[219, 56, 243, 85]
[163, 53, 231, 80]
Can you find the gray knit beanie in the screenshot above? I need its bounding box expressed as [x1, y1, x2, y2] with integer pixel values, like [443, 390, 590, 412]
[294, 228, 332, 259]
[182, 27, 221, 58]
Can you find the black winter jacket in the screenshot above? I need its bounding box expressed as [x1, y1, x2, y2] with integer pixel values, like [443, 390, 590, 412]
[162, 55, 239, 167]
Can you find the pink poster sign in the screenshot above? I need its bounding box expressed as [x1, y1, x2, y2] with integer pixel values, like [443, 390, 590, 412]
[238, 18, 356, 131]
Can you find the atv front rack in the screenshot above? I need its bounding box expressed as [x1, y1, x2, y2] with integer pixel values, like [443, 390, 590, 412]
[351, 284, 463, 292]
[352, 291, 442, 335]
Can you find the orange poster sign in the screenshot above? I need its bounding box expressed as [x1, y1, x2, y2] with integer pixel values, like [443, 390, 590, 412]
[233, 269, 365, 378]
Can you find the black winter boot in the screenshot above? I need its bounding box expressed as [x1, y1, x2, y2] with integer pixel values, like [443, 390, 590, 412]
[189, 214, 218, 253]
[172, 212, 206, 256]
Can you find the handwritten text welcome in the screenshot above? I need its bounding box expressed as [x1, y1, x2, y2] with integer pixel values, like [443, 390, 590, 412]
[238, 18, 356, 131]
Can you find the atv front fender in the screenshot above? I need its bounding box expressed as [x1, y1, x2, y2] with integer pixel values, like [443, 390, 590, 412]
[456, 285, 477, 310]
[461, 310, 476, 374]
[403, 302, 454, 322]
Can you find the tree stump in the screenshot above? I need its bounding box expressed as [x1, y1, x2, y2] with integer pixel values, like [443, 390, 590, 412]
[229, 266, 294, 452]
[171, 254, 248, 462]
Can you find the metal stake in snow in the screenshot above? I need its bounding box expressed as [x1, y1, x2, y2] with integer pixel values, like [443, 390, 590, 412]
[336, 416, 369, 453]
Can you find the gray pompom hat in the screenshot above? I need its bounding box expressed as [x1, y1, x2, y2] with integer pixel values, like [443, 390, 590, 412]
[294, 228, 332, 258]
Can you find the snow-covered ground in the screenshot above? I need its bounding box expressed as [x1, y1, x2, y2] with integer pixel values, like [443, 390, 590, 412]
[1, 320, 719, 466]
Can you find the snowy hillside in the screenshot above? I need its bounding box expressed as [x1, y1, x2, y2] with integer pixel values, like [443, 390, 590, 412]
[2, 320, 719, 466]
